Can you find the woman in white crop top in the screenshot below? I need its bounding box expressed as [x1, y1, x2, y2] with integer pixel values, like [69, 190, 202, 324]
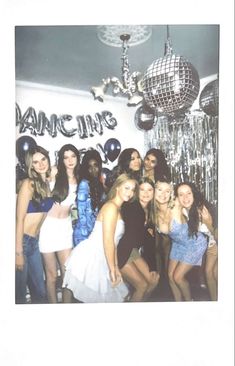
[39, 144, 80, 303]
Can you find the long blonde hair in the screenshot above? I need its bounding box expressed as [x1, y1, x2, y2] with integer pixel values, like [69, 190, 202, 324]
[25, 146, 51, 203]
[107, 173, 138, 201]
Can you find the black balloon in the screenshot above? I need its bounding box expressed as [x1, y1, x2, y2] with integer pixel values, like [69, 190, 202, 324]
[104, 138, 121, 162]
[134, 104, 157, 131]
[199, 79, 219, 116]
[16, 135, 37, 164]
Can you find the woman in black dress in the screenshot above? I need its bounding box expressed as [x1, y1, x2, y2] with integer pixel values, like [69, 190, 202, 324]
[117, 177, 160, 302]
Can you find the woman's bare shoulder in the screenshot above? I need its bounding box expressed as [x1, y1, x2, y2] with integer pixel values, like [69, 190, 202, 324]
[98, 200, 119, 219]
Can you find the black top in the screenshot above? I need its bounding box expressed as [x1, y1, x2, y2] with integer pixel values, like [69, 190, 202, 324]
[117, 200, 157, 271]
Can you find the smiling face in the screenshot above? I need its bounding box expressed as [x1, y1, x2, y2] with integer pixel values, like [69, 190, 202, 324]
[32, 152, 49, 175]
[144, 153, 157, 172]
[117, 179, 136, 202]
[139, 182, 154, 205]
[63, 150, 78, 170]
[177, 184, 194, 209]
[154, 181, 172, 205]
[129, 151, 142, 171]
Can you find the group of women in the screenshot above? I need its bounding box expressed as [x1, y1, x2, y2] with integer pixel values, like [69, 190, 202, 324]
[15, 144, 218, 304]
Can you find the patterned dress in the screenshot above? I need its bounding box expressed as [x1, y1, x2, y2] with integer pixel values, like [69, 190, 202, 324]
[169, 219, 207, 265]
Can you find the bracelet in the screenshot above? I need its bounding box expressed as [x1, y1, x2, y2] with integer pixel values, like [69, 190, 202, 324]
[15, 251, 23, 256]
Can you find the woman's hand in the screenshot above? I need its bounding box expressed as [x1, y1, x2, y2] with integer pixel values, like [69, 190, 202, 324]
[200, 206, 213, 230]
[15, 253, 24, 271]
[109, 267, 122, 287]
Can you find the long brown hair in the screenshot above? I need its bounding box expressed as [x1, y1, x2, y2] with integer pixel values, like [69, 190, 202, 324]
[52, 144, 80, 202]
[25, 145, 51, 203]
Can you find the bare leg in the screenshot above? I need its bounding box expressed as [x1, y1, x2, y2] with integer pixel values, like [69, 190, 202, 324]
[173, 262, 193, 301]
[63, 287, 73, 303]
[205, 244, 218, 301]
[133, 257, 160, 298]
[197, 254, 207, 288]
[120, 262, 148, 302]
[42, 252, 58, 303]
[168, 259, 183, 301]
[57, 248, 72, 303]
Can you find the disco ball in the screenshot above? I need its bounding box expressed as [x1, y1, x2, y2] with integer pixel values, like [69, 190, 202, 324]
[134, 104, 157, 131]
[199, 79, 219, 116]
[142, 53, 200, 116]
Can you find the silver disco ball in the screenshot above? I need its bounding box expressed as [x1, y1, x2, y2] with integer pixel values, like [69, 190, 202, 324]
[199, 79, 219, 116]
[142, 53, 200, 116]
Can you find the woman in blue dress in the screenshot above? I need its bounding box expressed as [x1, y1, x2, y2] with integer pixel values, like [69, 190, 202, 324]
[176, 182, 218, 301]
[73, 149, 105, 247]
[154, 178, 208, 301]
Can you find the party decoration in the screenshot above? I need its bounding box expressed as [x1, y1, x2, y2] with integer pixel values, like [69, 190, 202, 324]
[36, 111, 58, 137]
[144, 111, 218, 205]
[19, 107, 38, 135]
[199, 79, 219, 116]
[16, 135, 37, 165]
[58, 114, 77, 137]
[15, 103, 22, 126]
[96, 143, 108, 164]
[134, 104, 157, 131]
[142, 26, 200, 116]
[91, 31, 144, 106]
[16, 104, 118, 139]
[104, 138, 121, 162]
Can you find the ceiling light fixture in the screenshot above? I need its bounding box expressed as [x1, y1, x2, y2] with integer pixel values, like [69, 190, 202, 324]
[91, 25, 152, 106]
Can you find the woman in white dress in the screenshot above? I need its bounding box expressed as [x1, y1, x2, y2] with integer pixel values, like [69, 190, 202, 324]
[62, 173, 138, 303]
[39, 144, 80, 303]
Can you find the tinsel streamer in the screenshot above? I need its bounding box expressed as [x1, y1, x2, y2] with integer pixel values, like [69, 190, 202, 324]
[144, 112, 218, 205]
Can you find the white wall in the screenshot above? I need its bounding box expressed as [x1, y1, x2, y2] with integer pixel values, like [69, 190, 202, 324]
[15, 81, 145, 168]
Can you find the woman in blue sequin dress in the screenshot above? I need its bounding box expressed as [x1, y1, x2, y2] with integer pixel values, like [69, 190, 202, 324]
[154, 178, 207, 301]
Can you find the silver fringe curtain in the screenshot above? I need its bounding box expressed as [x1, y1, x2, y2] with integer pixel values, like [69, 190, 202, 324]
[144, 111, 218, 205]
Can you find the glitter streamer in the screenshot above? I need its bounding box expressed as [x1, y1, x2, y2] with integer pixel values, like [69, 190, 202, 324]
[144, 112, 218, 204]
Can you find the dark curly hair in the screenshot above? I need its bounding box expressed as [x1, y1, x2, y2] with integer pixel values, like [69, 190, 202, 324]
[79, 149, 104, 210]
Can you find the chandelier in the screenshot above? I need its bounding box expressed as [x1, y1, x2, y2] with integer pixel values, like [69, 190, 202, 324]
[90, 25, 152, 106]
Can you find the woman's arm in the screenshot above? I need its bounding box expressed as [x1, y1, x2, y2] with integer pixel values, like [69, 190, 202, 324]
[200, 205, 215, 235]
[102, 202, 121, 286]
[15, 179, 33, 270]
[73, 180, 95, 244]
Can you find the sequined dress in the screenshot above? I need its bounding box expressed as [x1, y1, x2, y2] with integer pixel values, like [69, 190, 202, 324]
[62, 219, 129, 303]
[169, 219, 207, 265]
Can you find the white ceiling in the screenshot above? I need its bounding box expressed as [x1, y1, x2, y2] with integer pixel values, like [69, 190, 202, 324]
[15, 25, 219, 94]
